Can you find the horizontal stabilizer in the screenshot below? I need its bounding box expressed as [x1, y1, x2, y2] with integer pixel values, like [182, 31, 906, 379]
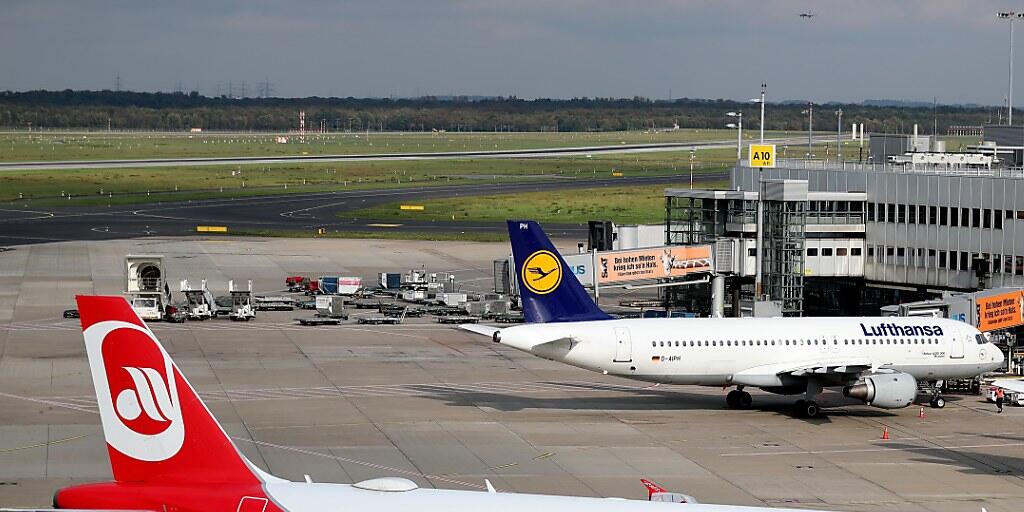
[457, 324, 500, 338]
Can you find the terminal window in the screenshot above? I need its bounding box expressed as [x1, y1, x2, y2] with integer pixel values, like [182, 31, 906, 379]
[929, 206, 937, 224]
[940, 207, 948, 225]
[973, 208, 981, 228]
[961, 208, 970, 227]
[851, 247, 862, 256]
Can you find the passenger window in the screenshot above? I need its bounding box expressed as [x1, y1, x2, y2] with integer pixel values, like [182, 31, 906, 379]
[652, 342, 657, 347]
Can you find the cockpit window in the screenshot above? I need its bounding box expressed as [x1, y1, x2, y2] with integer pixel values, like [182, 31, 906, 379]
[975, 333, 987, 344]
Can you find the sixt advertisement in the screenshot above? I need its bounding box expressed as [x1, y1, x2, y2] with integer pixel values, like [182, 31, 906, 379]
[597, 246, 712, 284]
[977, 290, 1024, 332]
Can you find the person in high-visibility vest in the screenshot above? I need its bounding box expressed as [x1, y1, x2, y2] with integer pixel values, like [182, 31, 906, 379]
[996, 387, 1006, 414]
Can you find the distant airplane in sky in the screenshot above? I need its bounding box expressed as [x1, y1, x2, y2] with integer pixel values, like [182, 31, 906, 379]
[799, 11, 815, 19]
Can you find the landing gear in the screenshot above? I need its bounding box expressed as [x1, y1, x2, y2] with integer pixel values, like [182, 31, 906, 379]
[726, 389, 752, 409]
[793, 379, 823, 419]
[792, 399, 821, 418]
[925, 380, 946, 409]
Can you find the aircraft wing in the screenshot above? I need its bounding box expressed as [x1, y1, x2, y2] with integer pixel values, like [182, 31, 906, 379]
[457, 323, 501, 338]
[733, 358, 875, 387]
[991, 379, 1024, 394]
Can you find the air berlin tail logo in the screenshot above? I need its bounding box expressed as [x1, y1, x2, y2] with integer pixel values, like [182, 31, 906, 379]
[116, 366, 175, 429]
[84, 320, 185, 461]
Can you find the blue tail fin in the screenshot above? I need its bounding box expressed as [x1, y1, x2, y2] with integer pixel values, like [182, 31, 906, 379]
[507, 220, 611, 323]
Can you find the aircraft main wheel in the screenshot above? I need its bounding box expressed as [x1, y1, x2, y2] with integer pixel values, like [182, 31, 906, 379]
[793, 399, 807, 417]
[803, 401, 821, 418]
[930, 397, 946, 409]
[726, 390, 740, 408]
[737, 391, 753, 409]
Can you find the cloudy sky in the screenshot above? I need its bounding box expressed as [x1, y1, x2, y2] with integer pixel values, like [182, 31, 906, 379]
[1, 1, 1022, 104]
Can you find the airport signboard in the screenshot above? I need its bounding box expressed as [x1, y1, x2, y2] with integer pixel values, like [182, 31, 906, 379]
[748, 144, 776, 168]
[597, 245, 713, 284]
[977, 289, 1024, 332]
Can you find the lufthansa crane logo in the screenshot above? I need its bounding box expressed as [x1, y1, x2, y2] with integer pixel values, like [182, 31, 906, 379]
[521, 250, 562, 295]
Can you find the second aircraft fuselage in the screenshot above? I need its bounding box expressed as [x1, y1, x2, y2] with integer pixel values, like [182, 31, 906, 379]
[496, 317, 1003, 387]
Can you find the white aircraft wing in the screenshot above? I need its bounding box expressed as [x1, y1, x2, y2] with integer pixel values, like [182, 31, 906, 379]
[733, 358, 875, 387]
[457, 323, 501, 338]
[991, 379, 1024, 394]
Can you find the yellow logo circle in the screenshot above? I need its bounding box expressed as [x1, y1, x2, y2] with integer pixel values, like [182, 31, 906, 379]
[521, 250, 562, 295]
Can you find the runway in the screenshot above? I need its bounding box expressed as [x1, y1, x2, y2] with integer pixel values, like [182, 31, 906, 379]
[0, 171, 724, 246]
[0, 136, 817, 171]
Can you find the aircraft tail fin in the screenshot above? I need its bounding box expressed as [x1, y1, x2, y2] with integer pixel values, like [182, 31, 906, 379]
[75, 295, 269, 485]
[507, 220, 611, 323]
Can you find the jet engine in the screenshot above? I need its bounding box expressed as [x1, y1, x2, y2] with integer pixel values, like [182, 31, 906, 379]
[843, 372, 917, 409]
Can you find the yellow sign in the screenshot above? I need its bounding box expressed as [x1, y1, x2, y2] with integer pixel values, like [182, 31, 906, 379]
[977, 290, 1024, 332]
[749, 144, 776, 168]
[521, 250, 563, 295]
[611, 171, 624, 177]
[196, 226, 228, 233]
[597, 245, 713, 284]
[400, 205, 425, 211]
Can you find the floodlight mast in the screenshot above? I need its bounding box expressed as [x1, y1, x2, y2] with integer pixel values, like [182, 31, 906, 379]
[998, 11, 1023, 125]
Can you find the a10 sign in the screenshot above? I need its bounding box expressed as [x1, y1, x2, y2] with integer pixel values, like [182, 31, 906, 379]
[748, 144, 776, 168]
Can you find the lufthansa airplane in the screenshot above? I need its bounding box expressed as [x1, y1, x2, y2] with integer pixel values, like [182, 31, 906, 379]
[461, 221, 1004, 418]
[14, 295, 841, 512]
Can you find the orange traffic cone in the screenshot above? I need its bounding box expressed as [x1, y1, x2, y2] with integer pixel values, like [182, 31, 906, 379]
[918, 407, 926, 419]
[881, 426, 890, 440]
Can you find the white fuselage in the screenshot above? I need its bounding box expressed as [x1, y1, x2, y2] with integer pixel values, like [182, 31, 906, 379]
[264, 481, 817, 512]
[496, 317, 1004, 387]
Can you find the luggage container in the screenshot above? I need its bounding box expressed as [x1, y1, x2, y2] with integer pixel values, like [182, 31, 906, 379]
[316, 295, 347, 319]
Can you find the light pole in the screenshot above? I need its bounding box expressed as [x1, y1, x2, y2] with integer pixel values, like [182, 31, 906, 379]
[726, 112, 743, 162]
[750, 83, 766, 143]
[836, 108, 843, 162]
[689, 150, 695, 189]
[998, 12, 1024, 125]
[801, 102, 813, 158]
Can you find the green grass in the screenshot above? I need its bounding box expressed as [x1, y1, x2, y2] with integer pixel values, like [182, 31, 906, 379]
[342, 181, 727, 225]
[1, 148, 739, 206]
[231, 229, 508, 243]
[0, 129, 800, 162]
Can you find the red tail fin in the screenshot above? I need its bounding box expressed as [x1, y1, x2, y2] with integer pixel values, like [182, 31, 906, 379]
[77, 295, 262, 484]
[640, 478, 667, 499]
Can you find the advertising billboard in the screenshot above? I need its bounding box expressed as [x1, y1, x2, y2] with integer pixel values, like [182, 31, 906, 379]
[977, 290, 1024, 332]
[597, 246, 713, 284]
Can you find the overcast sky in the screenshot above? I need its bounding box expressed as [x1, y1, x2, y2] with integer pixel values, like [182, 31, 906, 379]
[2, 1, 1023, 104]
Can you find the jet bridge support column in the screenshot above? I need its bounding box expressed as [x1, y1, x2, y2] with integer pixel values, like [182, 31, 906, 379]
[711, 274, 725, 318]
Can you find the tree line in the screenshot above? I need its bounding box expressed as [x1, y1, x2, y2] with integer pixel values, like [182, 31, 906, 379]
[0, 89, 1002, 133]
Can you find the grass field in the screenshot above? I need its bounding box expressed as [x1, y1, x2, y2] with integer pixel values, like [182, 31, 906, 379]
[0, 148, 738, 206]
[340, 182, 726, 225]
[0, 129, 796, 162]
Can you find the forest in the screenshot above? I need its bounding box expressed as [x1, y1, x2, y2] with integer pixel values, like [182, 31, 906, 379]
[0, 89, 1000, 133]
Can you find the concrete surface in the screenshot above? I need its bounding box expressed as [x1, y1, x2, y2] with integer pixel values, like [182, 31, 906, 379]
[1, 237, 1023, 511]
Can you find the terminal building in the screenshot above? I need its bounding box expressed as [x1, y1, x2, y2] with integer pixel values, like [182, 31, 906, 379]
[663, 158, 1024, 318]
